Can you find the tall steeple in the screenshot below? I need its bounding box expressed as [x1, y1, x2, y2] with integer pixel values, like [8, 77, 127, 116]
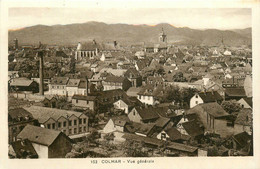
[159, 28, 167, 43]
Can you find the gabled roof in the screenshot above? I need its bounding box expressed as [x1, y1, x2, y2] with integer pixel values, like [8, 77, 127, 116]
[10, 78, 34, 87]
[96, 88, 126, 99]
[72, 95, 97, 101]
[94, 89, 127, 105]
[50, 77, 69, 85]
[10, 139, 38, 158]
[66, 79, 81, 87]
[235, 108, 252, 126]
[167, 141, 197, 153]
[181, 120, 204, 137]
[110, 115, 130, 127]
[79, 70, 94, 79]
[135, 123, 155, 136]
[155, 117, 171, 128]
[124, 68, 140, 78]
[225, 88, 246, 97]
[104, 76, 127, 83]
[165, 127, 190, 141]
[197, 91, 223, 103]
[241, 97, 253, 107]
[188, 102, 229, 118]
[99, 68, 127, 77]
[114, 119, 127, 127]
[232, 131, 251, 148]
[122, 133, 197, 153]
[44, 95, 57, 101]
[136, 59, 150, 70]
[134, 107, 160, 121]
[119, 97, 142, 107]
[23, 106, 86, 123]
[17, 125, 64, 146]
[9, 108, 33, 120]
[137, 84, 164, 96]
[78, 79, 93, 89]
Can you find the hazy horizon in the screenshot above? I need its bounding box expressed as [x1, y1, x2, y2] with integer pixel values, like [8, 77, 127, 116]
[9, 8, 251, 30]
[8, 21, 252, 32]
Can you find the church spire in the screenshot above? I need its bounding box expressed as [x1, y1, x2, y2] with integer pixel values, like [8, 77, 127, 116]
[159, 27, 167, 43]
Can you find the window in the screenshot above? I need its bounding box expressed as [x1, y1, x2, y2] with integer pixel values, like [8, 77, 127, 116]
[139, 95, 141, 99]
[69, 129, 72, 134]
[83, 126, 86, 132]
[83, 118, 86, 124]
[79, 127, 82, 133]
[79, 119, 82, 124]
[58, 122, 61, 128]
[148, 96, 150, 100]
[161, 133, 166, 140]
[63, 121, 67, 127]
[76, 99, 78, 103]
[195, 101, 198, 104]
[69, 120, 72, 126]
[133, 110, 135, 116]
[74, 120, 77, 125]
[74, 128, 77, 134]
[52, 123, 55, 129]
[52, 86, 55, 89]
[47, 124, 51, 129]
[195, 95, 198, 98]
[57, 86, 59, 89]
[63, 130, 66, 133]
[87, 100, 89, 104]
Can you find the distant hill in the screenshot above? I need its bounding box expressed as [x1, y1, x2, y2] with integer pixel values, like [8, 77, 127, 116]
[8, 21, 251, 46]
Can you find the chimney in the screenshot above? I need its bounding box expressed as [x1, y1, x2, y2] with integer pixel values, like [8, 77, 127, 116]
[38, 51, 44, 95]
[86, 77, 89, 96]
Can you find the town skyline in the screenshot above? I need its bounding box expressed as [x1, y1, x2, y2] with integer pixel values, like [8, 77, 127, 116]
[7, 6, 253, 159]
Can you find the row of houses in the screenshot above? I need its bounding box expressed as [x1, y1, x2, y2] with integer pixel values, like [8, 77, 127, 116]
[103, 101, 252, 150]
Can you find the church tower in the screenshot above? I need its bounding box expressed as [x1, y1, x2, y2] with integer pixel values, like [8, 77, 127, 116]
[159, 28, 167, 43]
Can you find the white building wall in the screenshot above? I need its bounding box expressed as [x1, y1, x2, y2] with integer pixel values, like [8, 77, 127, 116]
[237, 99, 251, 109]
[156, 131, 169, 141]
[48, 84, 67, 96]
[115, 125, 124, 132]
[103, 119, 116, 134]
[203, 78, 210, 86]
[190, 94, 204, 108]
[113, 100, 129, 114]
[138, 95, 155, 105]
[32, 143, 48, 158]
[66, 87, 78, 97]
[78, 88, 86, 95]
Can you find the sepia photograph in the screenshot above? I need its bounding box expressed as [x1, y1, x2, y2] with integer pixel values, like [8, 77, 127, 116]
[6, 6, 254, 159]
[1, 1, 260, 168]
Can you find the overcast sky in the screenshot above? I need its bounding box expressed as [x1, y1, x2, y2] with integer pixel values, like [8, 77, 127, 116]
[9, 8, 251, 30]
